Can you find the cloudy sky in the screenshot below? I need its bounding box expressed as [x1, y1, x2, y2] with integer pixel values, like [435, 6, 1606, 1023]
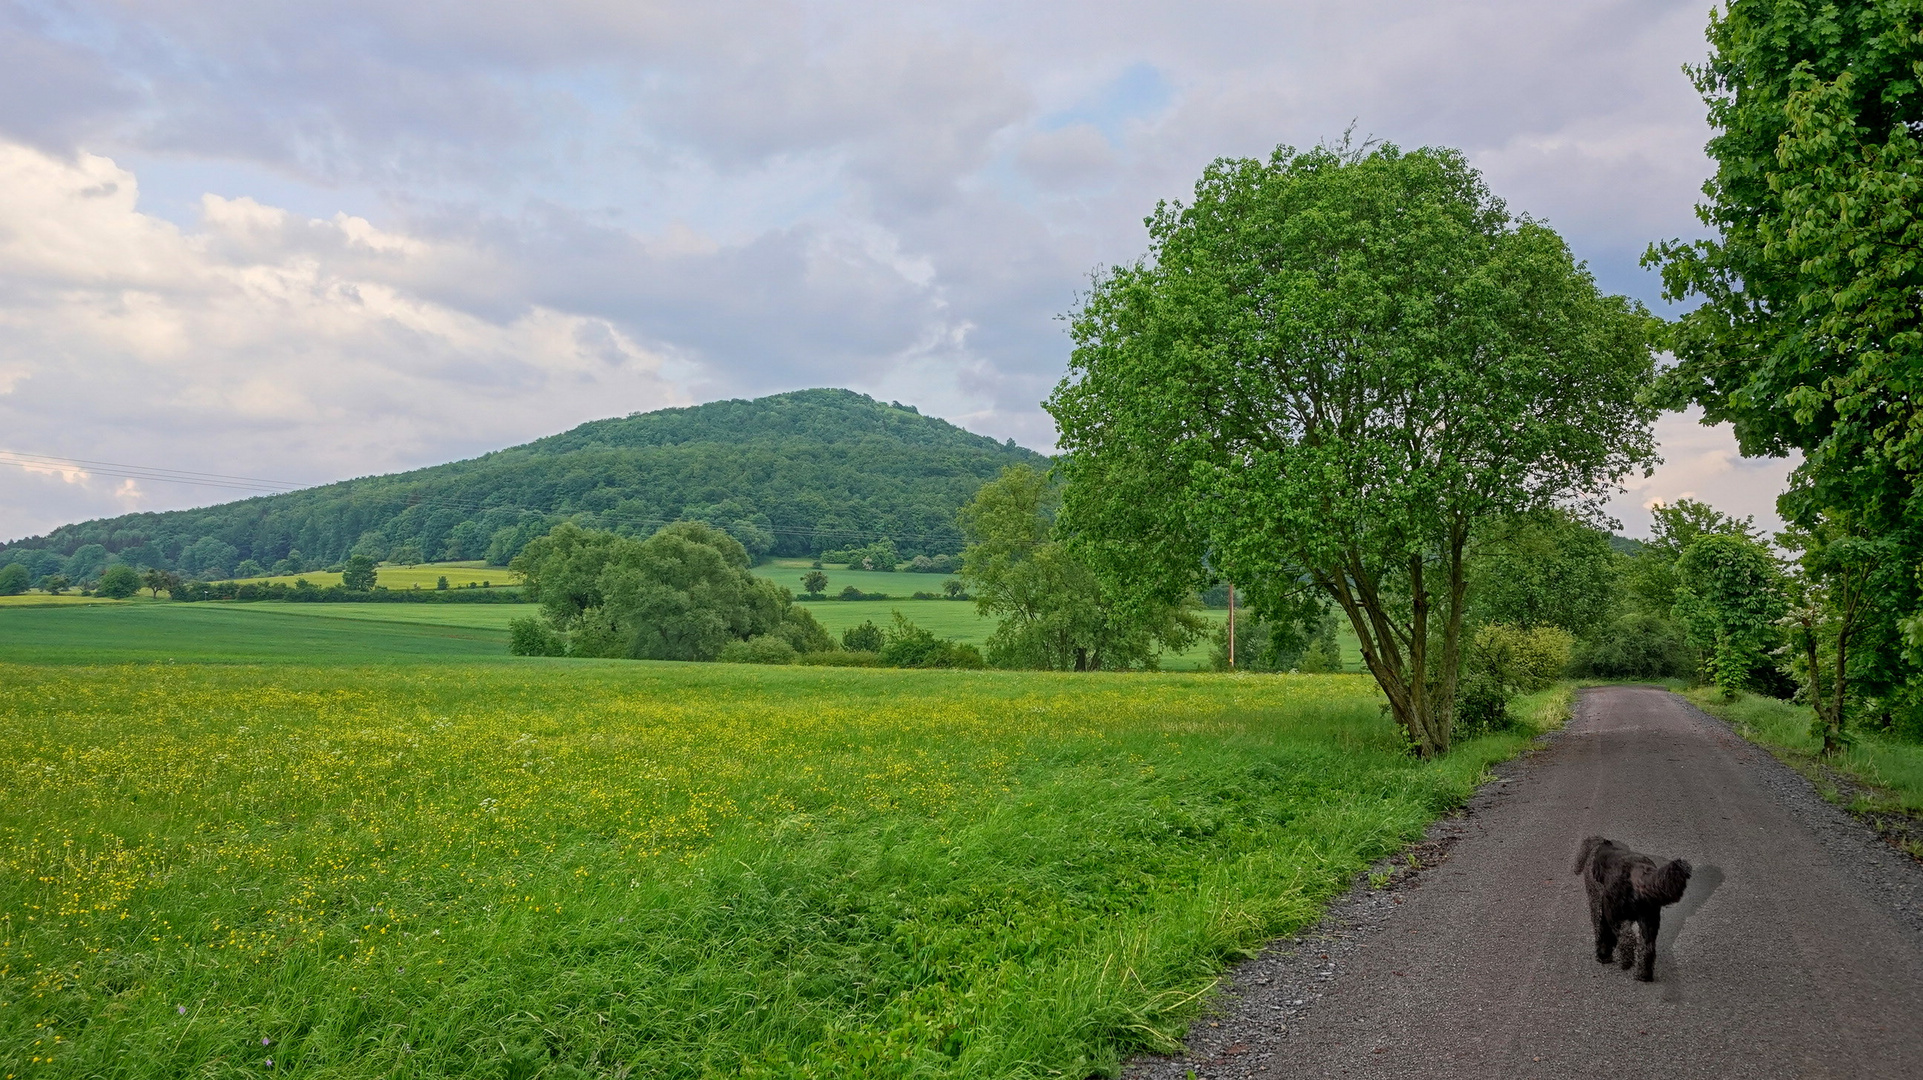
[0, 0, 1795, 543]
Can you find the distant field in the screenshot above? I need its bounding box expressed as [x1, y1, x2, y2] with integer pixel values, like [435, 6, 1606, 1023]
[0, 602, 509, 663]
[237, 560, 522, 590]
[0, 656, 1546, 1079]
[752, 560, 953, 597]
[0, 593, 130, 607]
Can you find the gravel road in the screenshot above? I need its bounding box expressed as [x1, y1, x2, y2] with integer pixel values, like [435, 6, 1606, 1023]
[1127, 685, 1923, 1080]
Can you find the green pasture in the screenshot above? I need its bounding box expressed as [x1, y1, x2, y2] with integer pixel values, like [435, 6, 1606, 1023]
[753, 560, 953, 598]
[236, 560, 522, 590]
[0, 602, 509, 663]
[0, 648, 1559, 1080]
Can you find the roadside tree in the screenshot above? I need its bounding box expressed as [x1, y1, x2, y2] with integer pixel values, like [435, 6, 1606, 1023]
[1050, 143, 1658, 754]
[1673, 534, 1788, 698]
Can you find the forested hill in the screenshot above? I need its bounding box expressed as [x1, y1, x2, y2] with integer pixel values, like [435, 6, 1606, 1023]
[0, 389, 1049, 581]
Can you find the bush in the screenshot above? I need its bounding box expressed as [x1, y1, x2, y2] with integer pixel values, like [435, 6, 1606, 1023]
[718, 636, 798, 664]
[841, 619, 885, 653]
[0, 563, 29, 595]
[879, 615, 985, 669]
[1457, 623, 1575, 738]
[1468, 623, 1574, 693]
[95, 565, 142, 599]
[795, 650, 882, 666]
[1570, 612, 1693, 680]
[508, 617, 566, 657]
[1454, 678, 1513, 738]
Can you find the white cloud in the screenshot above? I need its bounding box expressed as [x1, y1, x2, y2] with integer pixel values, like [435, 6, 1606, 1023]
[0, 141, 688, 538]
[1606, 409, 1800, 538]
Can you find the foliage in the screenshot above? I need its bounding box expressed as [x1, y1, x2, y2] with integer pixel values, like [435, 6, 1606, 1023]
[1209, 596, 1338, 673]
[507, 616, 566, 657]
[94, 565, 142, 600]
[40, 575, 70, 596]
[139, 569, 180, 598]
[1650, 0, 1923, 738]
[1458, 624, 1575, 736]
[1674, 534, 1789, 697]
[960, 465, 1202, 671]
[840, 619, 885, 653]
[877, 613, 985, 669]
[1049, 142, 1658, 754]
[801, 569, 828, 597]
[340, 554, 379, 591]
[718, 635, 800, 664]
[1570, 613, 1695, 680]
[0, 659, 1550, 1079]
[513, 521, 793, 662]
[0, 389, 1046, 574]
[1468, 512, 1622, 633]
[0, 563, 26, 596]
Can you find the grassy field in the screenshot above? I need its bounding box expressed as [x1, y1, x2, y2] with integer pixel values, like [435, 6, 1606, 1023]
[238, 561, 522, 590]
[1684, 688, 1923, 822]
[753, 561, 953, 598]
[0, 603, 510, 664]
[0, 638, 1555, 1078]
[0, 594, 128, 607]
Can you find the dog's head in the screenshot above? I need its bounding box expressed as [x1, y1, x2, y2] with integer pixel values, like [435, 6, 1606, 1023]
[1632, 858, 1692, 906]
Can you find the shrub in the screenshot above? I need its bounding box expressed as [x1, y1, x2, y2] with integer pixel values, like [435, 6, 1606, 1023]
[95, 565, 144, 599]
[1455, 678, 1513, 738]
[841, 619, 885, 653]
[719, 636, 798, 664]
[879, 615, 985, 669]
[795, 650, 882, 666]
[1458, 623, 1575, 738]
[508, 617, 567, 657]
[0, 563, 29, 595]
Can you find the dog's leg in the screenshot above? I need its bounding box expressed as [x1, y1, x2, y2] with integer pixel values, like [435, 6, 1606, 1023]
[1636, 912, 1660, 981]
[1616, 921, 1637, 969]
[1593, 908, 1617, 964]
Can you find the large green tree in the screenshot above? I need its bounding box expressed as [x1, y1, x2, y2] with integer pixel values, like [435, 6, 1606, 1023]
[1049, 144, 1659, 755]
[1650, 0, 1923, 721]
[513, 521, 817, 661]
[1674, 533, 1789, 697]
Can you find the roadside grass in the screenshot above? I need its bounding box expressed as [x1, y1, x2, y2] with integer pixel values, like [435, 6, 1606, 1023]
[1, 662, 1538, 1079]
[0, 603, 509, 663]
[1683, 688, 1923, 848]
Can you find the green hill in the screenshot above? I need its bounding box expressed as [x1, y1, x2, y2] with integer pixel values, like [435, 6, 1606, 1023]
[1, 389, 1048, 582]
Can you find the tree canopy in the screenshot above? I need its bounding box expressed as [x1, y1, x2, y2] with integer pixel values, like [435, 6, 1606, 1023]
[1049, 143, 1659, 755]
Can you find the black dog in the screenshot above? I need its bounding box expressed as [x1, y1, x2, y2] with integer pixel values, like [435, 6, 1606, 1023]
[1573, 836, 1692, 981]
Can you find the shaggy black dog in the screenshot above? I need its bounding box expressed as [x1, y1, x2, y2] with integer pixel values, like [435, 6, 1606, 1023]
[1574, 836, 1692, 981]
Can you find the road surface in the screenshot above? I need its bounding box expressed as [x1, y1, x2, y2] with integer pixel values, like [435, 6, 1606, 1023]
[1128, 685, 1923, 1079]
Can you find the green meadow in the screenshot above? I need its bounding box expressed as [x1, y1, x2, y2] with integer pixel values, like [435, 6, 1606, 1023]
[236, 561, 523, 590]
[0, 600, 1551, 1079]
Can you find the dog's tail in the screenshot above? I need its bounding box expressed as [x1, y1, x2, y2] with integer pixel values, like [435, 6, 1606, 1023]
[1573, 835, 1608, 875]
[1634, 858, 1692, 905]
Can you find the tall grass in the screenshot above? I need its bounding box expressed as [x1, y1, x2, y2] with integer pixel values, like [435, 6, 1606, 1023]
[1, 663, 1542, 1078]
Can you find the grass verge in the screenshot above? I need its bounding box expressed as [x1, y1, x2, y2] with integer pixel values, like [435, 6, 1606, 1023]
[1681, 687, 1923, 857]
[4, 663, 1539, 1079]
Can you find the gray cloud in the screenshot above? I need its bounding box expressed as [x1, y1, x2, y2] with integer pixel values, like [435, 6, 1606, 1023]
[0, 0, 1770, 541]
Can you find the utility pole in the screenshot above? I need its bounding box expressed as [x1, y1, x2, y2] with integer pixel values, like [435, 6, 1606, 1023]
[1227, 582, 1236, 671]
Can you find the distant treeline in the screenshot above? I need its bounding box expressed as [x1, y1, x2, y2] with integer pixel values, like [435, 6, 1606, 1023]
[0, 389, 1046, 584]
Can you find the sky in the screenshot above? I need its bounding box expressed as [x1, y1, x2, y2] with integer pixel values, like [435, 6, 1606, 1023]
[0, 0, 1797, 543]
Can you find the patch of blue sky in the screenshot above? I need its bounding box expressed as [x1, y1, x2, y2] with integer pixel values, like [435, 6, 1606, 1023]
[1038, 62, 1173, 139]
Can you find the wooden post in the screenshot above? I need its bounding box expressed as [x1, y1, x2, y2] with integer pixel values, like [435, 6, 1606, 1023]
[1227, 582, 1236, 671]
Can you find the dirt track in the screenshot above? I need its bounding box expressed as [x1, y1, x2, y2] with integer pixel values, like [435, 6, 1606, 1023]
[1128, 685, 1923, 1079]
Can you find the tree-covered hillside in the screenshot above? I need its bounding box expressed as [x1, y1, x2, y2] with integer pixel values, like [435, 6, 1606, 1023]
[0, 389, 1048, 582]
